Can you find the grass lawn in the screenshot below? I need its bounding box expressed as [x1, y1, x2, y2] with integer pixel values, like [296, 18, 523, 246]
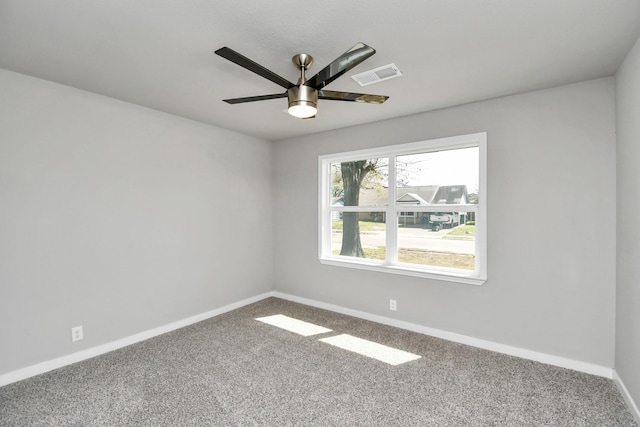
[446, 224, 475, 236]
[334, 246, 475, 270]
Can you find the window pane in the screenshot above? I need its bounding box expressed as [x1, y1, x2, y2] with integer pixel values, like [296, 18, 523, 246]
[397, 211, 475, 270]
[396, 147, 479, 206]
[330, 159, 388, 207]
[331, 213, 386, 259]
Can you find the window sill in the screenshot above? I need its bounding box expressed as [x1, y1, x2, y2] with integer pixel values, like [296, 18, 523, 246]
[318, 257, 486, 286]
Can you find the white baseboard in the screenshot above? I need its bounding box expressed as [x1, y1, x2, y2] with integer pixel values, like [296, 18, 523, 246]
[614, 370, 640, 425]
[272, 291, 614, 379]
[0, 292, 272, 387]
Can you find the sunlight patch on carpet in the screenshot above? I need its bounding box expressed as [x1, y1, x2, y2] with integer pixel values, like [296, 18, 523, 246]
[255, 314, 333, 336]
[319, 334, 422, 366]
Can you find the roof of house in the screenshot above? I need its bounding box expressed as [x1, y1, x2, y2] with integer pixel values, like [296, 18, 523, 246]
[333, 185, 470, 207]
[431, 185, 468, 204]
[397, 186, 439, 205]
[397, 192, 431, 205]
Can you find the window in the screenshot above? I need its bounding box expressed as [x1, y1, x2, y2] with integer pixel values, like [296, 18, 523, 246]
[318, 132, 486, 285]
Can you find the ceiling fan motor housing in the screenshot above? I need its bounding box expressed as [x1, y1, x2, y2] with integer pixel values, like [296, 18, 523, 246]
[288, 85, 318, 110]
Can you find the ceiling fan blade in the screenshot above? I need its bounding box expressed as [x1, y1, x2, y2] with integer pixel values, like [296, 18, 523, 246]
[223, 92, 288, 104]
[319, 90, 388, 104]
[215, 47, 295, 90]
[304, 42, 376, 89]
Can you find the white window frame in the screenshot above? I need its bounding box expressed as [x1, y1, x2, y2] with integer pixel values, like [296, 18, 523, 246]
[318, 132, 487, 285]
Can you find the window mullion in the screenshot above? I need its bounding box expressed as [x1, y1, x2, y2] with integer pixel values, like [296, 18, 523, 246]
[387, 156, 398, 265]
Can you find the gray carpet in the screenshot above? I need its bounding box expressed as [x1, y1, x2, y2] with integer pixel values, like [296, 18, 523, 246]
[0, 297, 636, 426]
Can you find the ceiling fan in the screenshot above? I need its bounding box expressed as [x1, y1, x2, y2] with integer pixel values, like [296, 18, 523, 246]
[214, 42, 389, 119]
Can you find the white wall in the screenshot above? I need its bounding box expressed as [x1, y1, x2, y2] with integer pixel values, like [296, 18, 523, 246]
[273, 78, 617, 367]
[0, 69, 273, 375]
[616, 36, 640, 412]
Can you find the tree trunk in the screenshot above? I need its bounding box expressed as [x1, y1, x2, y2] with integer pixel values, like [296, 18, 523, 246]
[340, 161, 369, 257]
[341, 212, 364, 257]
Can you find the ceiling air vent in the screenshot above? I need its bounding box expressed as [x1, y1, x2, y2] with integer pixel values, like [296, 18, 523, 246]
[351, 63, 402, 87]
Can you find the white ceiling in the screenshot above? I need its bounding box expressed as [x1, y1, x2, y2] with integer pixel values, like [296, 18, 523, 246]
[1, 0, 639, 141]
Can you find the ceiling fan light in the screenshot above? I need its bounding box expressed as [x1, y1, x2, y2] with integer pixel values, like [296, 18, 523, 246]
[288, 102, 317, 118]
[288, 85, 318, 118]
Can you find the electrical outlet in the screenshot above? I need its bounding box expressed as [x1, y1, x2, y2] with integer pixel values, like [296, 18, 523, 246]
[390, 299, 397, 311]
[71, 326, 83, 342]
